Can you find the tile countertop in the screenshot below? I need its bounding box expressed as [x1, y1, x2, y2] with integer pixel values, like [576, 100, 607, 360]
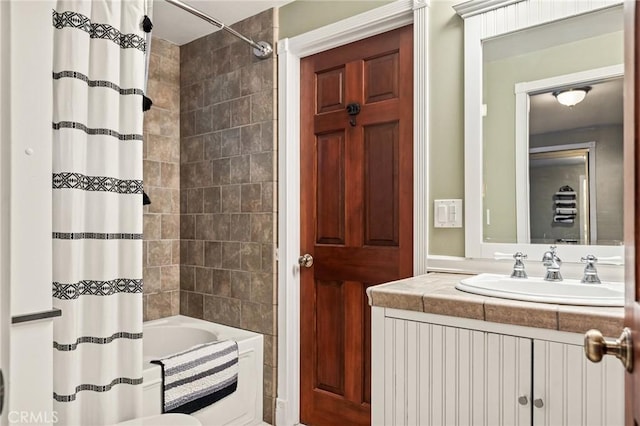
[366, 272, 624, 337]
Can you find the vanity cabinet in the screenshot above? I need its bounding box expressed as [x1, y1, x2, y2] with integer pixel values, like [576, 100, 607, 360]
[372, 308, 624, 426]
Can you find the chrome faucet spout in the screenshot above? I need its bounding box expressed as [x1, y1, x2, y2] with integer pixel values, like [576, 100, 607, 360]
[542, 246, 562, 282]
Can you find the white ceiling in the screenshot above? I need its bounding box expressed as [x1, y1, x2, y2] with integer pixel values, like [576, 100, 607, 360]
[152, 0, 293, 46]
[483, 5, 623, 62]
[529, 77, 623, 135]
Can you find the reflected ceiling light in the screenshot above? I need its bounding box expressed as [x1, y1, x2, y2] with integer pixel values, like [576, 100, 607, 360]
[552, 86, 592, 107]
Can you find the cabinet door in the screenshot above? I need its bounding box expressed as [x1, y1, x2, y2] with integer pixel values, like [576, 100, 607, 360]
[382, 318, 531, 425]
[532, 339, 624, 426]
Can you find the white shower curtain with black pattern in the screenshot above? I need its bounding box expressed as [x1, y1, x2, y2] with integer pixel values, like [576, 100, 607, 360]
[52, 1, 146, 424]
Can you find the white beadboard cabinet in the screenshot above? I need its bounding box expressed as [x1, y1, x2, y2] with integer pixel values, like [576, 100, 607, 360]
[371, 307, 624, 426]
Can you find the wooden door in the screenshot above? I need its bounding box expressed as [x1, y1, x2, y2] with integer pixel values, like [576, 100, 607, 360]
[626, 1, 640, 424]
[300, 26, 413, 426]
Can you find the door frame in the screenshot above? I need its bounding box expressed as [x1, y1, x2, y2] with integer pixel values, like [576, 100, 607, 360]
[0, 2, 9, 423]
[276, 1, 430, 424]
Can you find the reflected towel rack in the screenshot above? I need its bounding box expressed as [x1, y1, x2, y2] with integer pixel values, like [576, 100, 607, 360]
[554, 185, 577, 224]
[163, 0, 273, 59]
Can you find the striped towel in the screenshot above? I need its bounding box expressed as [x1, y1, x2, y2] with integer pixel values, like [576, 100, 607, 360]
[151, 340, 239, 414]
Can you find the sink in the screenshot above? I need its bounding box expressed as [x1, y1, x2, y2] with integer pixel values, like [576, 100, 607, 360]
[456, 273, 624, 307]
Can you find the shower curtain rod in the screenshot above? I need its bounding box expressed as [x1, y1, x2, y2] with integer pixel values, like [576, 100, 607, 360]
[163, 0, 273, 59]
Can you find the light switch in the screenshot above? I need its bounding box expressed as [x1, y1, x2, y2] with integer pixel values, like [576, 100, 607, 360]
[437, 204, 448, 223]
[434, 199, 463, 228]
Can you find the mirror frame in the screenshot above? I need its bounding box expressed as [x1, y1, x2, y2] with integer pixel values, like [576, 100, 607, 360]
[455, 0, 625, 262]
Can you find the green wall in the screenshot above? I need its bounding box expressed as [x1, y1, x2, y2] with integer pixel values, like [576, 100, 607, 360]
[428, 1, 465, 257]
[278, 0, 393, 39]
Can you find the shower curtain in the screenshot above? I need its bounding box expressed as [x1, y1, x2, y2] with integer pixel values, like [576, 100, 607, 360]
[52, 1, 146, 424]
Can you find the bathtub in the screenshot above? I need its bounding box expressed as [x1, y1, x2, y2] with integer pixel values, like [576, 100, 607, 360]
[142, 315, 264, 425]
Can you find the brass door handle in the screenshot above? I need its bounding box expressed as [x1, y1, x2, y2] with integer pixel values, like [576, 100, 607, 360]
[584, 327, 633, 372]
[298, 254, 314, 268]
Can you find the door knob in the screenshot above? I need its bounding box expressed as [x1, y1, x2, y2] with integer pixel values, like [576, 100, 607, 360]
[533, 399, 544, 408]
[518, 395, 528, 406]
[298, 254, 314, 268]
[584, 327, 633, 372]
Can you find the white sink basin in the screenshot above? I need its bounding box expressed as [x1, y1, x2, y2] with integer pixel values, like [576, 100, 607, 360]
[456, 273, 624, 307]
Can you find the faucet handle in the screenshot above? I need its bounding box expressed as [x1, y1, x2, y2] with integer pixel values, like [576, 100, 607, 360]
[494, 252, 513, 260]
[494, 252, 528, 278]
[513, 252, 527, 262]
[581, 255, 601, 284]
[511, 252, 528, 279]
[493, 251, 527, 260]
[595, 255, 623, 266]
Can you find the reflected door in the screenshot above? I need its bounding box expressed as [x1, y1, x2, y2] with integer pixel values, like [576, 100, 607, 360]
[300, 26, 413, 425]
[529, 148, 592, 244]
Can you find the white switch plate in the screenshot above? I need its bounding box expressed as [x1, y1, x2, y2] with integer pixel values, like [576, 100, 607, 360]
[434, 199, 463, 228]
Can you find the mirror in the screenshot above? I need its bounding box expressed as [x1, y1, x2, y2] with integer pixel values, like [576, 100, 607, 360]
[459, 0, 625, 260]
[527, 78, 623, 246]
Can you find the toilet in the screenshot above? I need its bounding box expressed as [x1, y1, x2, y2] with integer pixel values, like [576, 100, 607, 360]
[116, 414, 202, 426]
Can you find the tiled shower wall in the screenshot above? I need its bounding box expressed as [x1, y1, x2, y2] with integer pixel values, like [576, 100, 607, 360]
[178, 10, 278, 423]
[143, 38, 181, 320]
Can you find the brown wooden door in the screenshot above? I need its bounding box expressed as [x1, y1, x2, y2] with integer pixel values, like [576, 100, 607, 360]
[299, 26, 413, 426]
[626, 1, 640, 424]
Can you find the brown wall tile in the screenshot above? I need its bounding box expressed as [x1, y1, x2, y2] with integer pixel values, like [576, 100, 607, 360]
[221, 185, 241, 212]
[184, 291, 204, 319]
[195, 267, 213, 294]
[161, 265, 180, 292]
[144, 160, 162, 187]
[220, 128, 241, 157]
[161, 214, 180, 239]
[212, 269, 232, 297]
[179, 13, 277, 423]
[241, 242, 261, 272]
[203, 187, 221, 213]
[203, 295, 241, 327]
[161, 163, 180, 189]
[143, 37, 181, 321]
[263, 334, 276, 367]
[148, 240, 173, 266]
[144, 214, 161, 240]
[143, 267, 161, 294]
[251, 272, 274, 304]
[230, 270, 251, 300]
[180, 265, 195, 291]
[147, 292, 173, 321]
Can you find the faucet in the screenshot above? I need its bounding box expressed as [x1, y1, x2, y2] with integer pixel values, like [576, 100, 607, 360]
[542, 246, 562, 281]
[581, 255, 601, 284]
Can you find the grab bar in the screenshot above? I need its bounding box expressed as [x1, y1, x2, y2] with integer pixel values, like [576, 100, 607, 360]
[12, 308, 62, 324]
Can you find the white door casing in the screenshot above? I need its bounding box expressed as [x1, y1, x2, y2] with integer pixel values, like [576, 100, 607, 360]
[0, 1, 9, 423]
[276, 1, 430, 424]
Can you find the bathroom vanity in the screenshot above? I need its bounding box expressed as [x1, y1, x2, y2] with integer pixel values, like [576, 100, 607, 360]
[367, 273, 624, 426]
